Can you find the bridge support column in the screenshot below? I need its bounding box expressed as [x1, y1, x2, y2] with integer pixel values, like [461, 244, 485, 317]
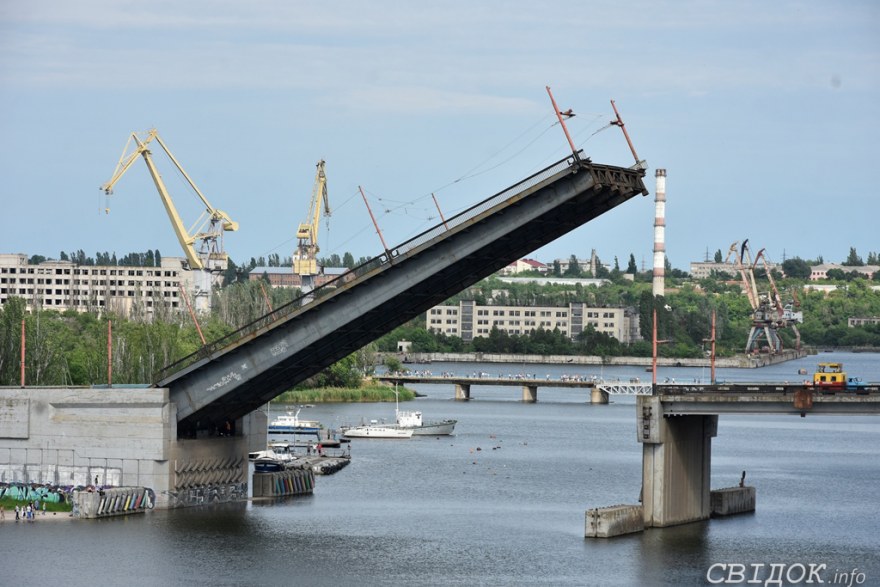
[521, 385, 538, 403]
[637, 396, 717, 527]
[454, 384, 471, 401]
[590, 388, 609, 404]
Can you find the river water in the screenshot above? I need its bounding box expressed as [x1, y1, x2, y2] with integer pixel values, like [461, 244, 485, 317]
[2, 351, 879, 586]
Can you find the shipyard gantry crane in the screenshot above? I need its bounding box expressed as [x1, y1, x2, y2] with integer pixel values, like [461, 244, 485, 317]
[100, 129, 239, 274]
[726, 240, 802, 354]
[293, 160, 330, 284]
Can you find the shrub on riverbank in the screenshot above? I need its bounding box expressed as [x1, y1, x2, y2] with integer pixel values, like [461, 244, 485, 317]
[275, 385, 416, 403]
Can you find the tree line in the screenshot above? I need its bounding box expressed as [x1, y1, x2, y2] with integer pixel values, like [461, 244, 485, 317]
[4, 248, 879, 387]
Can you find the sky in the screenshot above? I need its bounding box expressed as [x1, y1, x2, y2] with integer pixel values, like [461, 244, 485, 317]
[1, 1, 878, 272]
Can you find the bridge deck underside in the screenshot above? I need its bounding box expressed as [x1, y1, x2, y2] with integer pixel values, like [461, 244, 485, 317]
[161, 160, 647, 430]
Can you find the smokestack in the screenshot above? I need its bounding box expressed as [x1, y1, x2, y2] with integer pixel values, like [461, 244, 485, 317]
[652, 169, 666, 297]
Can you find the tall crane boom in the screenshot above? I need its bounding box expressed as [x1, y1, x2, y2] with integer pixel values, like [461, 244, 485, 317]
[726, 240, 801, 354]
[99, 129, 238, 271]
[293, 160, 330, 277]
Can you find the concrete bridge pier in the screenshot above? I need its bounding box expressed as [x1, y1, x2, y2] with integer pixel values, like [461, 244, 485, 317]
[454, 383, 471, 401]
[591, 388, 609, 404]
[637, 396, 718, 527]
[521, 385, 537, 403]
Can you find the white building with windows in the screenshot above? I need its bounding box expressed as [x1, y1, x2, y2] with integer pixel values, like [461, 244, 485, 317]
[426, 300, 641, 343]
[499, 258, 548, 275]
[0, 253, 197, 317]
[808, 263, 879, 281]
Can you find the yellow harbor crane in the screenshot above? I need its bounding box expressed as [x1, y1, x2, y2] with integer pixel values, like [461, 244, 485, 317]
[99, 129, 239, 272]
[293, 160, 330, 278]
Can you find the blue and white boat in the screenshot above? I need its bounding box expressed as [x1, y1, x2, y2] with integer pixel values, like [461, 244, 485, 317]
[268, 407, 323, 435]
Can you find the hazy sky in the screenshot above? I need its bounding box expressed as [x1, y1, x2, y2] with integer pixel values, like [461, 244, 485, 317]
[1, 1, 877, 271]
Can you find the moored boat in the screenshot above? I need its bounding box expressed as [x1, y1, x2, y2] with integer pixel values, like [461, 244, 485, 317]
[268, 407, 323, 435]
[341, 423, 414, 439]
[395, 409, 456, 435]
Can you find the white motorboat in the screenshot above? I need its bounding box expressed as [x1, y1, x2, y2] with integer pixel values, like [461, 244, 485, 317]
[390, 387, 457, 435]
[395, 409, 457, 436]
[341, 422, 414, 439]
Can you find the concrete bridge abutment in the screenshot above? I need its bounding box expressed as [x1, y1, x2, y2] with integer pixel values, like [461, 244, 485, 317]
[637, 395, 717, 527]
[454, 383, 471, 400]
[521, 385, 537, 402]
[0, 387, 266, 510]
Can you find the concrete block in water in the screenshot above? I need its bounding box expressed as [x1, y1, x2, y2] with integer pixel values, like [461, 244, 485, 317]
[710, 486, 756, 516]
[585, 504, 644, 538]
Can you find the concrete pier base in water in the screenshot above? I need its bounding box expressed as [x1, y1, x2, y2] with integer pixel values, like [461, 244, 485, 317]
[73, 486, 154, 518]
[252, 469, 315, 498]
[454, 383, 471, 400]
[638, 395, 718, 527]
[710, 486, 756, 516]
[591, 388, 609, 404]
[522, 385, 537, 402]
[585, 504, 644, 538]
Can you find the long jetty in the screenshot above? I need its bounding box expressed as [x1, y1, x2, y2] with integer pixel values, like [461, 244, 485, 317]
[374, 373, 652, 403]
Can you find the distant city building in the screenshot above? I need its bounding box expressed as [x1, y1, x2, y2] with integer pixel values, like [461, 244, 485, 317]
[553, 249, 609, 276]
[499, 258, 548, 276]
[848, 316, 880, 327]
[248, 266, 348, 288]
[808, 263, 879, 281]
[0, 253, 196, 317]
[689, 260, 781, 279]
[426, 300, 641, 344]
[496, 276, 609, 288]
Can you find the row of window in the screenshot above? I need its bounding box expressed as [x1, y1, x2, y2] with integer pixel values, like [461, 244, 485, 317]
[0, 288, 179, 298]
[0, 297, 180, 308]
[1, 267, 177, 277]
[0, 277, 181, 288]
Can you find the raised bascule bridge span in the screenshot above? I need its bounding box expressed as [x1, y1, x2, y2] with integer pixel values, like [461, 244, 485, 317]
[156, 153, 649, 435]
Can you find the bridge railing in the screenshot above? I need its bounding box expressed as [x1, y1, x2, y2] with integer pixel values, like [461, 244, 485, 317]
[153, 153, 584, 384]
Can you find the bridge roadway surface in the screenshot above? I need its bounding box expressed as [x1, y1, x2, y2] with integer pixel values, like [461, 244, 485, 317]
[155, 153, 649, 433]
[377, 375, 880, 410]
[653, 383, 880, 415]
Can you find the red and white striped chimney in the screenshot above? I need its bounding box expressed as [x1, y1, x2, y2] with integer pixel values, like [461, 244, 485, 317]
[652, 169, 666, 297]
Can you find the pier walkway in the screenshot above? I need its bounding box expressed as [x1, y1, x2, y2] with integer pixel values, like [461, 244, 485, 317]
[375, 373, 653, 402]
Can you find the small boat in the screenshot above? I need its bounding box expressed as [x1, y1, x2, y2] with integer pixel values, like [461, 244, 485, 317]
[390, 387, 456, 435]
[248, 442, 298, 471]
[395, 409, 456, 436]
[341, 422, 414, 439]
[268, 407, 323, 435]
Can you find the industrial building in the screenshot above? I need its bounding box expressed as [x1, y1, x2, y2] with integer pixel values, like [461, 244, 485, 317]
[0, 253, 198, 317]
[426, 300, 641, 344]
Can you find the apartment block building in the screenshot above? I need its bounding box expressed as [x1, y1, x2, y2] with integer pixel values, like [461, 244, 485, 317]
[426, 300, 641, 343]
[0, 253, 199, 316]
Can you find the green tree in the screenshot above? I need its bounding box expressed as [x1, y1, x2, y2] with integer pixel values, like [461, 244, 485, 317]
[564, 255, 582, 277]
[782, 258, 811, 279]
[843, 248, 864, 266]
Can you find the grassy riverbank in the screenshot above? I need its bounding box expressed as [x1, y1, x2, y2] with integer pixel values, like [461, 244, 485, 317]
[1, 496, 73, 513]
[275, 384, 417, 403]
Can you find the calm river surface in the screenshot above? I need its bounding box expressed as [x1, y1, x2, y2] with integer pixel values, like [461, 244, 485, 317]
[2, 351, 879, 586]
